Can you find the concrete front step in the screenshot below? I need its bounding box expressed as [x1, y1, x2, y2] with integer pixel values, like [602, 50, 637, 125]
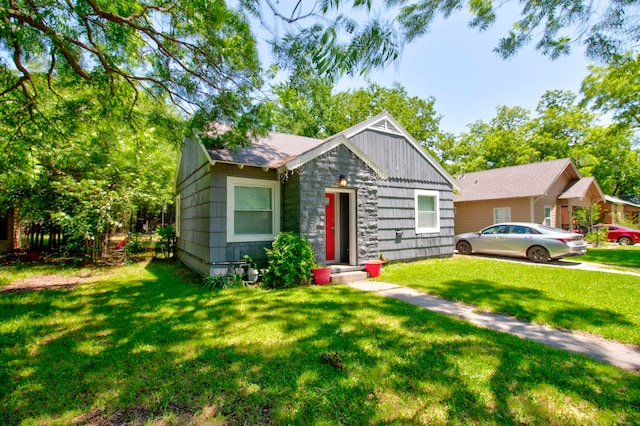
[330, 270, 369, 283]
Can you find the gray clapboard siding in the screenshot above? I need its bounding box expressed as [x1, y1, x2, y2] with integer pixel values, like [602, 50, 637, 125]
[350, 130, 451, 184]
[175, 138, 213, 276]
[348, 128, 456, 262]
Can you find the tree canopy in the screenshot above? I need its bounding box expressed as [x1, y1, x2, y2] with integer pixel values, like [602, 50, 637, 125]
[271, 79, 447, 157]
[0, 0, 268, 146]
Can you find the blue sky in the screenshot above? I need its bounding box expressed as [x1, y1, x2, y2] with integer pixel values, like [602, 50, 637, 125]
[333, 9, 593, 134]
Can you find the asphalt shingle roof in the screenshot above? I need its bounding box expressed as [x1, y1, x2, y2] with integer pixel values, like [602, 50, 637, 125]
[206, 132, 324, 168]
[453, 158, 578, 202]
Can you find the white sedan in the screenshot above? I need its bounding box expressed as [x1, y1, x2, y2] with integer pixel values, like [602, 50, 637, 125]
[454, 222, 588, 263]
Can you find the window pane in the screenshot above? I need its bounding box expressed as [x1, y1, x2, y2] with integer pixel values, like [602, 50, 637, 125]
[418, 211, 436, 228]
[418, 196, 434, 212]
[235, 211, 273, 234]
[235, 186, 271, 210]
[234, 185, 273, 235]
[494, 207, 510, 223]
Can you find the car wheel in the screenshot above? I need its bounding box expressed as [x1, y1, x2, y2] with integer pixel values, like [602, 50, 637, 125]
[527, 246, 550, 263]
[456, 240, 472, 255]
[618, 236, 633, 245]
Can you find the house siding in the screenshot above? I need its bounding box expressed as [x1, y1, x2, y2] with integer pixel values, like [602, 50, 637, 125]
[175, 138, 213, 276]
[378, 180, 455, 260]
[214, 165, 280, 270]
[176, 138, 280, 275]
[454, 198, 531, 234]
[534, 174, 572, 227]
[349, 130, 448, 182]
[295, 144, 379, 265]
[349, 129, 456, 261]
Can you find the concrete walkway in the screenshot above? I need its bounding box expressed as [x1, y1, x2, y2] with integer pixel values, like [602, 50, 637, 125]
[347, 280, 640, 372]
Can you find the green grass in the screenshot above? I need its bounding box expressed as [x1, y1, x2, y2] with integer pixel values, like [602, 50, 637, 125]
[379, 255, 640, 345]
[579, 245, 640, 269]
[1, 260, 639, 424]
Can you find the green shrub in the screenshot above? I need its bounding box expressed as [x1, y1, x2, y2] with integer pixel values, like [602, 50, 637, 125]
[262, 232, 315, 288]
[202, 273, 244, 290]
[154, 225, 176, 258]
[585, 226, 609, 245]
[127, 233, 150, 255]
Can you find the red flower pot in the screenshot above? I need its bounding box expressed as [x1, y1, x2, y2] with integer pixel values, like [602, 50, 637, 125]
[312, 267, 331, 285]
[364, 261, 382, 277]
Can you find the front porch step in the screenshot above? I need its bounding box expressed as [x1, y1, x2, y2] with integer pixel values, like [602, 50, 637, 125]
[330, 270, 368, 283]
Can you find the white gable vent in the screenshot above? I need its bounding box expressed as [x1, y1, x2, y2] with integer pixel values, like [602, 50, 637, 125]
[371, 119, 401, 135]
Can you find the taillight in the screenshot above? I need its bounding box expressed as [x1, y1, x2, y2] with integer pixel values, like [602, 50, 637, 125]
[557, 237, 581, 244]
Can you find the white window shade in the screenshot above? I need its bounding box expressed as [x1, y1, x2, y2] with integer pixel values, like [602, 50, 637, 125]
[493, 207, 511, 223]
[227, 177, 280, 242]
[415, 190, 440, 234]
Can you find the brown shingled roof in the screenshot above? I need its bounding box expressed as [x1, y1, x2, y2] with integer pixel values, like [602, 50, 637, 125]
[205, 132, 324, 168]
[559, 176, 604, 200]
[454, 158, 579, 202]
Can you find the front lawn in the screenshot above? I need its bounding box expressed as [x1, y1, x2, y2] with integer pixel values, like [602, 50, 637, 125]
[380, 256, 640, 345]
[580, 245, 640, 269]
[1, 260, 639, 425]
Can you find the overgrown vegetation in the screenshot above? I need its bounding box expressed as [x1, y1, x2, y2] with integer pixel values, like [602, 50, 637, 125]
[262, 232, 315, 288]
[1, 259, 639, 425]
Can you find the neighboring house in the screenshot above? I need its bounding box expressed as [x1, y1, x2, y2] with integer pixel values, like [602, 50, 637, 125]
[598, 195, 640, 225]
[175, 112, 460, 276]
[0, 207, 19, 253]
[453, 158, 605, 234]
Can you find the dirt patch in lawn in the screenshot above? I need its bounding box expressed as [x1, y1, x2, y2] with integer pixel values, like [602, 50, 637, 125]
[0, 271, 96, 293]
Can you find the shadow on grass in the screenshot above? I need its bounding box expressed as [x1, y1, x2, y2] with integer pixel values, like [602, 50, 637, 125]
[0, 259, 638, 425]
[432, 278, 633, 333]
[580, 246, 640, 268]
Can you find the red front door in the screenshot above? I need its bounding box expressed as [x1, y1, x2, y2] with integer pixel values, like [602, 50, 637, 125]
[325, 193, 335, 262]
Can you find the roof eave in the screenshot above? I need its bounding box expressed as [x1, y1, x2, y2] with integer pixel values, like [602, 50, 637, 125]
[279, 135, 389, 180]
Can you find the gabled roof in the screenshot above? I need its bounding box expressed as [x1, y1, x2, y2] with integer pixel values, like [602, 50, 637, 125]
[559, 176, 604, 201]
[193, 112, 456, 187]
[454, 158, 578, 202]
[333, 112, 460, 190]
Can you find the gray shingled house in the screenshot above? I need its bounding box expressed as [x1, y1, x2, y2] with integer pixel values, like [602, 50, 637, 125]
[453, 158, 605, 234]
[175, 112, 460, 277]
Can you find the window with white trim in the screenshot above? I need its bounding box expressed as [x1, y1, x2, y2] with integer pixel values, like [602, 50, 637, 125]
[493, 207, 511, 223]
[415, 190, 440, 233]
[543, 206, 552, 226]
[227, 176, 280, 242]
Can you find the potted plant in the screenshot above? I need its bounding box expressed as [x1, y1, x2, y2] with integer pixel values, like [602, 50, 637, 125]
[243, 255, 259, 283]
[364, 259, 384, 277]
[311, 263, 332, 285]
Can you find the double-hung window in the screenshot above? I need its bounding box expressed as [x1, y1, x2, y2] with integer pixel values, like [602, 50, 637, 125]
[227, 177, 280, 242]
[415, 190, 440, 233]
[543, 206, 552, 226]
[493, 207, 511, 223]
